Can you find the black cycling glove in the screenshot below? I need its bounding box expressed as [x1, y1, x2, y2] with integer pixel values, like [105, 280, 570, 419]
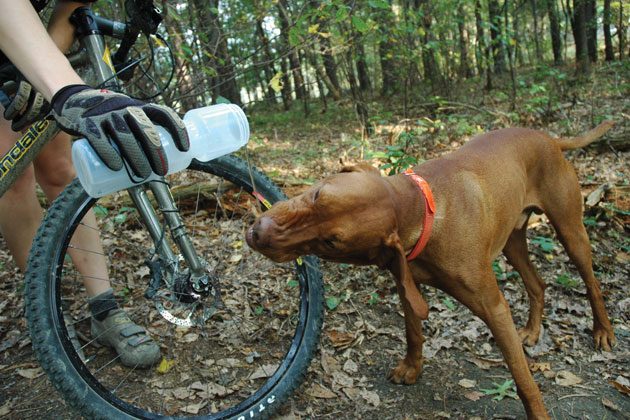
[3, 80, 47, 131]
[51, 84, 189, 178]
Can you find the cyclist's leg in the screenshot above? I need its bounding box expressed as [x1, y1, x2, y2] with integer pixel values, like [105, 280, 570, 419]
[33, 130, 160, 366]
[0, 115, 42, 271]
[33, 131, 111, 296]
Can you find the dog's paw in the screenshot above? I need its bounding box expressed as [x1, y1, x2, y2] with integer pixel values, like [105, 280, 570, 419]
[518, 326, 541, 347]
[388, 358, 422, 385]
[593, 327, 616, 352]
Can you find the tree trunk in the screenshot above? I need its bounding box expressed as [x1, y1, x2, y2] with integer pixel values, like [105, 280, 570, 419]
[547, 0, 563, 65]
[192, 0, 241, 105]
[619, 1, 627, 59]
[458, 2, 473, 78]
[307, 50, 341, 100]
[279, 56, 292, 110]
[161, 2, 197, 111]
[585, 0, 597, 62]
[356, 41, 372, 92]
[254, 15, 278, 102]
[488, 0, 506, 74]
[276, 0, 307, 101]
[378, 1, 398, 95]
[571, 0, 591, 75]
[415, 0, 445, 93]
[530, 0, 543, 60]
[603, 0, 614, 60]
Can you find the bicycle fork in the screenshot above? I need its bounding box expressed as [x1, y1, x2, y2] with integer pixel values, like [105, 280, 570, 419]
[72, 7, 212, 315]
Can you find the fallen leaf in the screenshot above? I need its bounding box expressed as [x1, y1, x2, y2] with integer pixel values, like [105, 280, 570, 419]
[343, 359, 358, 374]
[156, 358, 176, 374]
[530, 362, 551, 372]
[172, 386, 193, 400]
[360, 389, 380, 407]
[249, 363, 279, 380]
[305, 383, 336, 399]
[332, 371, 354, 389]
[601, 396, 619, 411]
[458, 378, 477, 388]
[466, 356, 504, 370]
[555, 370, 583, 387]
[0, 400, 12, 416]
[182, 333, 199, 343]
[181, 401, 207, 414]
[326, 330, 355, 349]
[193, 382, 230, 398]
[610, 376, 630, 395]
[16, 367, 43, 379]
[464, 391, 485, 401]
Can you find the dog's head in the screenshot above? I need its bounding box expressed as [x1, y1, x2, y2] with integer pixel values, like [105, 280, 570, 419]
[246, 163, 429, 319]
[246, 164, 395, 264]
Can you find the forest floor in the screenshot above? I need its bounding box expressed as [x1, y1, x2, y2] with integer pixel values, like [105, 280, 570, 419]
[0, 63, 628, 419]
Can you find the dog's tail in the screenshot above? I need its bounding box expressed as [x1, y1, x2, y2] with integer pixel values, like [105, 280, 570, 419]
[558, 120, 614, 150]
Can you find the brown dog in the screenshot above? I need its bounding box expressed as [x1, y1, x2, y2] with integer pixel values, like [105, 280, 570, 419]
[246, 122, 616, 419]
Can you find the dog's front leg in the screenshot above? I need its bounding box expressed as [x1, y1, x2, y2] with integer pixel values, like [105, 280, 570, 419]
[388, 289, 425, 384]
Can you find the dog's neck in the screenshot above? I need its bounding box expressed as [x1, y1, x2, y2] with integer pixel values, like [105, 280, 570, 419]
[384, 173, 428, 256]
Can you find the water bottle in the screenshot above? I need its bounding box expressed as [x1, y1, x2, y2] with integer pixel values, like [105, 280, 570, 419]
[72, 104, 250, 198]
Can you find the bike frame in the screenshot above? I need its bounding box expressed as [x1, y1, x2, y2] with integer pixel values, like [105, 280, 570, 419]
[0, 7, 207, 282]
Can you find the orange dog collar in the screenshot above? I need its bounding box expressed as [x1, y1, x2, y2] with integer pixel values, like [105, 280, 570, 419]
[403, 168, 435, 261]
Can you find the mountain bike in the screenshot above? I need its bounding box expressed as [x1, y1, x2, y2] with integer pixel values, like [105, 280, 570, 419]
[0, 2, 323, 418]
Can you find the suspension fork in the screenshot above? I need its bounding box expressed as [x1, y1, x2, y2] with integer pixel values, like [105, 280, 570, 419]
[71, 8, 206, 282]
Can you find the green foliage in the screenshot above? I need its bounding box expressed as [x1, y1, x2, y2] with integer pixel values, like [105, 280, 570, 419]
[492, 260, 519, 281]
[367, 292, 381, 305]
[531, 236, 555, 253]
[326, 296, 341, 311]
[370, 130, 420, 175]
[481, 380, 518, 401]
[555, 274, 580, 289]
[442, 297, 456, 310]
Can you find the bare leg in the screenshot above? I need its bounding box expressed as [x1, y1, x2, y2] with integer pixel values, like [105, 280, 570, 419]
[33, 129, 110, 296]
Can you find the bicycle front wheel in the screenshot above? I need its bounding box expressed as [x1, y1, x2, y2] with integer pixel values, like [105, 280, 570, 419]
[25, 155, 324, 419]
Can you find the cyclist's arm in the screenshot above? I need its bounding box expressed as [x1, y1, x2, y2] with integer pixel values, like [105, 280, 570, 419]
[0, 0, 82, 101]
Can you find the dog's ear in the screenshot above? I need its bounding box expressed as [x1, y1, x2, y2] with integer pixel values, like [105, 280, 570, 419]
[340, 163, 380, 175]
[385, 232, 429, 320]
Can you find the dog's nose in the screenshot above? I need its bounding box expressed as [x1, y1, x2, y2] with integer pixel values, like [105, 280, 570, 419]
[247, 216, 276, 249]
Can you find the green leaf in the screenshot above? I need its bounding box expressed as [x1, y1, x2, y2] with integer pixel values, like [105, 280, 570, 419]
[531, 236, 555, 252]
[287, 280, 299, 288]
[215, 96, 231, 104]
[93, 205, 108, 217]
[351, 16, 369, 33]
[368, 292, 380, 305]
[555, 274, 579, 288]
[288, 27, 301, 47]
[443, 297, 456, 310]
[254, 306, 264, 316]
[368, 0, 390, 9]
[480, 380, 517, 401]
[326, 296, 341, 311]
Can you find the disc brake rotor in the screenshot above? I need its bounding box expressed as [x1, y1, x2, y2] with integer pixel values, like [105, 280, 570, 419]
[154, 290, 219, 327]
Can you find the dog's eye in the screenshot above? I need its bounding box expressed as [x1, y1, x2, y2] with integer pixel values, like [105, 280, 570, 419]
[313, 188, 321, 202]
[323, 238, 336, 249]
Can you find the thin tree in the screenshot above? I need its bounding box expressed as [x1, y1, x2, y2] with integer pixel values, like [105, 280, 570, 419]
[603, 0, 614, 60]
[547, 0, 563, 65]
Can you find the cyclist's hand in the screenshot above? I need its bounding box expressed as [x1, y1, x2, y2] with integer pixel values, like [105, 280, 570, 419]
[3, 80, 47, 131]
[51, 84, 189, 178]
